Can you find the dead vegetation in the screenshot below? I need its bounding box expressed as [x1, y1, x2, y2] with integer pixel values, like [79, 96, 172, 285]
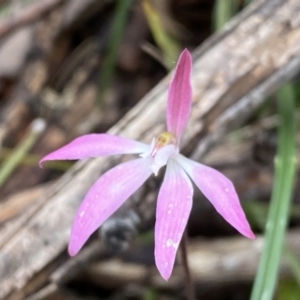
[0, 0, 299, 299]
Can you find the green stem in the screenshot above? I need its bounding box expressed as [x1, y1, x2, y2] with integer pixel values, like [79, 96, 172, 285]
[0, 147, 72, 170]
[98, 0, 132, 103]
[180, 230, 195, 300]
[0, 118, 46, 187]
[213, 0, 238, 31]
[142, 0, 180, 70]
[250, 84, 297, 300]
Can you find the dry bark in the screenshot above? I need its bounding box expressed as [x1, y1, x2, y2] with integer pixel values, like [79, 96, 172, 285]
[82, 229, 300, 287]
[0, 0, 113, 197]
[0, 183, 52, 224]
[25, 229, 300, 299]
[2, 0, 300, 298]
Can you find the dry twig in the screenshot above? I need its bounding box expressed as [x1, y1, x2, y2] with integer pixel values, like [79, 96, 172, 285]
[2, 0, 300, 298]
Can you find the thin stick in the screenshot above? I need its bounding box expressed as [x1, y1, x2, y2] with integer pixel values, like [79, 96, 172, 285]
[180, 230, 195, 300]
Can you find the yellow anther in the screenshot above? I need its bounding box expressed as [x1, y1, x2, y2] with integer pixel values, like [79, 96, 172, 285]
[156, 132, 175, 147]
[151, 132, 176, 156]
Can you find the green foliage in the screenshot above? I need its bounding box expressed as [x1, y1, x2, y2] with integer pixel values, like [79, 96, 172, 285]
[250, 84, 297, 300]
[0, 119, 45, 187]
[98, 0, 133, 102]
[277, 279, 300, 300]
[213, 0, 239, 31]
[142, 0, 180, 70]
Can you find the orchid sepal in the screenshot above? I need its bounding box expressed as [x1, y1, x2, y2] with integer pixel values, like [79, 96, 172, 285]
[68, 157, 152, 256]
[167, 49, 192, 142]
[176, 154, 255, 239]
[39, 133, 149, 167]
[155, 159, 193, 280]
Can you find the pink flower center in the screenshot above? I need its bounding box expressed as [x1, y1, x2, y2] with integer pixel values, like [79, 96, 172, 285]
[140, 132, 178, 175]
[143, 132, 178, 175]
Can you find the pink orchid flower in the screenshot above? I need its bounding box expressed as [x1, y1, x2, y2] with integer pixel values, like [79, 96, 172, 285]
[40, 49, 255, 280]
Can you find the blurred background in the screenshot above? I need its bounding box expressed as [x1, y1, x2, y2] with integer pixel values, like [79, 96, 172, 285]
[0, 0, 299, 299]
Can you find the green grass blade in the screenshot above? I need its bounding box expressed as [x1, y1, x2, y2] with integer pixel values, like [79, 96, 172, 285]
[143, 288, 158, 300]
[244, 202, 300, 291]
[0, 148, 72, 171]
[142, 0, 180, 70]
[250, 84, 297, 300]
[0, 118, 46, 187]
[213, 0, 238, 31]
[98, 0, 133, 101]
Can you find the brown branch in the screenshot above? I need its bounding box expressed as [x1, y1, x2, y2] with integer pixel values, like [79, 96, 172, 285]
[78, 229, 300, 287]
[0, 182, 55, 224]
[29, 229, 300, 299]
[1, 0, 300, 298]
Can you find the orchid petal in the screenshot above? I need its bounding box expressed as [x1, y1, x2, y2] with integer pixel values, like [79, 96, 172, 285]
[177, 155, 255, 239]
[167, 49, 192, 141]
[155, 159, 193, 280]
[140, 138, 155, 158]
[68, 157, 152, 256]
[40, 134, 149, 166]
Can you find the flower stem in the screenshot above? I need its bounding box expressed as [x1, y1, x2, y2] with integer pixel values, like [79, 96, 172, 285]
[180, 230, 195, 300]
